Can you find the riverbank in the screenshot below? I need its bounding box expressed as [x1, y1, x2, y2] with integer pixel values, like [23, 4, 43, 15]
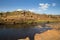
[46, 22, 60, 30]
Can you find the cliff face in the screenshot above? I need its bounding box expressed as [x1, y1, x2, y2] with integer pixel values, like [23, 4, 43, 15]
[0, 11, 60, 24]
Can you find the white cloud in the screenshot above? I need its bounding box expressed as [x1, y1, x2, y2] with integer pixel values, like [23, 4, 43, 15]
[28, 9, 40, 13]
[52, 3, 56, 7]
[16, 9, 23, 11]
[39, 3, 50, 10]
[39, 3, 56, 11]
[28, 9, 35, 12]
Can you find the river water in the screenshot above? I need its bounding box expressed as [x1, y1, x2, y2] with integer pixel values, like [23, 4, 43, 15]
[0, 25, 52, 40]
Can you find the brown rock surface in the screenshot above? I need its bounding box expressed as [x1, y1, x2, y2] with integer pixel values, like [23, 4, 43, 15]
[18, 37, 30, 40]
[46, 23, 60, 30]
[35, 29, 60, 40]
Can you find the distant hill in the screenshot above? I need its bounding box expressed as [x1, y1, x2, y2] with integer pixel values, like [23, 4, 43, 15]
[0, 10, 60, 24]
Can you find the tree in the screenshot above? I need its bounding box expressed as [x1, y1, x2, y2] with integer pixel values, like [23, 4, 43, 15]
[0, 12, 3, 17]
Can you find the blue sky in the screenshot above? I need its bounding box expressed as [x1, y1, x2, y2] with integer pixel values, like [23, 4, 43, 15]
[0, 0, 60, 15]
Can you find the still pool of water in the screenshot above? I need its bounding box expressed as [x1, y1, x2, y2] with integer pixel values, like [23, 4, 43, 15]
[0, 25, 52, 40]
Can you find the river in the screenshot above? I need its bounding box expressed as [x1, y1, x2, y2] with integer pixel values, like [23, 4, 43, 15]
[0, 24, 52, 40]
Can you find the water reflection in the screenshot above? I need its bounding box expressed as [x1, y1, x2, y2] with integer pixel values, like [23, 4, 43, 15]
[0, 25, 52, 40]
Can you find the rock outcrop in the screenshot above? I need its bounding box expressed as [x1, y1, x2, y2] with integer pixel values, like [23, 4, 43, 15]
[35, 29, 60, 40]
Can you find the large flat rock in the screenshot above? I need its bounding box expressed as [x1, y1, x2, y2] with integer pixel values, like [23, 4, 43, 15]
[35, 29, 60, 40]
